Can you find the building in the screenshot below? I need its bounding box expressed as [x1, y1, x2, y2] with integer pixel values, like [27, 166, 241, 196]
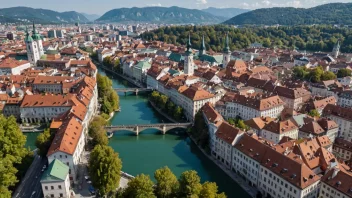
[338, 91, 352, 108]
[298, 118, 338, 143]
[48, 30, 57, 38]
[262, 120, 298, 143]
[32, 76, 75, 94]
[0, 58, 31, 75]
[333, 138, 352, 161]
[319, 167, 352, 198]
[202, 102, 224, 157]
[216, 93, 285, 121]
[184, 35, 194, 76]
[132, 61, 151, 83]
[324, 104, 352, 141]
[41, 159, 71, 198]
[213, 122, 244, 169]
[47, 117, 85, 181]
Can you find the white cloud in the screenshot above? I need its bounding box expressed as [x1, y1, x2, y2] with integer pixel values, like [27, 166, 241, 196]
[262, 0, 271, 6]
[196, 0, 208, 5]
[146, 3, 162, 6]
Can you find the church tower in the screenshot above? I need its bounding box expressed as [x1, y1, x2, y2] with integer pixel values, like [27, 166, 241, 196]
[25, 26, 40, 65]
[332, 41, 340, 58]
[199, 35, 206, 56]
[184, 34, 194, 76]
[31, 22, 44, 57]
[222, 33, 231, 68]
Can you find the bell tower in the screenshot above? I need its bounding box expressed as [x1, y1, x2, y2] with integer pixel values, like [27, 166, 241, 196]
[222, 33, 231, 68]
[184, 34, 194, 76]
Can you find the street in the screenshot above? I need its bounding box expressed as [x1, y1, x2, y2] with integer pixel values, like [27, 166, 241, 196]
[13, 154, 47, 198]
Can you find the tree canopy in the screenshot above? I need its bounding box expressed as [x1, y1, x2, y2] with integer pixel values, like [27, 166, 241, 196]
[35, 128, 54, 157]
[154, 167, 179, 198]
[292, 66, 336, 83]
[89, 145, 122, 196]
[141, 25, 352, 53]
[0, 115, 28, 196]
[122, 174, 156, 198]
[97, 74, 120, 114]
[337, 68, 352, 78]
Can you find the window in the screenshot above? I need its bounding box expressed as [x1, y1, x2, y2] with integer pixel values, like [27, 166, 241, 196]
[58, 185, 62, 189]
[45, 186, 48, 190]
[51, 194, 54, 198]
[51, 186, 54, 190]
[60, 193, 63, 197]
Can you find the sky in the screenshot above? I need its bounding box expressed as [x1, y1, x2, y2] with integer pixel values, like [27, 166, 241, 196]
[1, 0, 351, 15]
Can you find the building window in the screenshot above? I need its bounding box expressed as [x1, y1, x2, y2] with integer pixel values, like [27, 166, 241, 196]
[45, 186, 48, 190]
[58, 185, 62, 189]
[51, 194, 54, 198]
[60, 193, 63, 197]
[51, 186, 54, 190]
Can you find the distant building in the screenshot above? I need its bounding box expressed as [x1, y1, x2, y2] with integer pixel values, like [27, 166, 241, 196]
[0, 58, 31, 75]
[48, 30, 57, 38]
[7, 32, 15, 40]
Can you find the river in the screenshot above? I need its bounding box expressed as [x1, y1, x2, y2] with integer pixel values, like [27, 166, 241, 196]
[100, 68, 250, 198]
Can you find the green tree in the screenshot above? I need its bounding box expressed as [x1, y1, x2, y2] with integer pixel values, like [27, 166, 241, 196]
[35, 128, 53, 157]
[89, 145, 122, 196]
[150, 91, 160, 104]
[107, 89, 120, 111]
[114, 59, 121, 71]
[101, 97, 113, 114]
[91, 127, 108, 147]
[154, 167, 179, 198]
[337, 68, 352, 78]
[0, 115, 27, 196]
[227, 118, 236, 126]
[236, 120, 249, 131]
[308, 109, 320, 118]
[292, 66, 309, 79]
[178, 170, 202, 197]
[166, 101, 176, 115]
[309, 66, 324, 83]
[123, 174, 156, 198]
[199, 182, 227, 198]
[158, 95, 169, 110]
[321, 71, 336, 81]
[173, 106, 183, 121]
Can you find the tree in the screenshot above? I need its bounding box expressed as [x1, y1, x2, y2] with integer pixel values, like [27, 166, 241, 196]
[89, 145, 122, 196]
[173, 106, 183, 121]
[178, 170, 202, 197]
[166, 101, 176, 115]
[292, 66, 309, 79]
[150, 91, 160, 104]
[114, 59, 121, 71]
[89, 116, 107, 136]
[321, 71, 336, 81]
[0, 115, 27, 196]
[309, 66, 324, 83]
[236, 120, 249, 131]
[337, 68, 352, 78]
[308, 109, 320, 118]
[199, 182, 227, 198]
[154, 167, 179, 198]
[35, 128, 53, 157]
[91, 127, 108, 147]
[107, 89, 120, 111]
[123, 174, 156, 198]
[101, 97, 113, 114]
[158, 95, 168, 110]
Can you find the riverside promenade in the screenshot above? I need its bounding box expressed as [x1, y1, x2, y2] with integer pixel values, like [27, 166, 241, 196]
[148, 99, 258, 198]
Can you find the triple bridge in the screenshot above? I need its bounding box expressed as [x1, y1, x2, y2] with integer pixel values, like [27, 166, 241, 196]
[113, 88, 153, 95]
[105, 123, 192, 135]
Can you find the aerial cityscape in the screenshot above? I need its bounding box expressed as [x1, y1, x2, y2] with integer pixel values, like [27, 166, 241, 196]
[0, 1, 352, 198]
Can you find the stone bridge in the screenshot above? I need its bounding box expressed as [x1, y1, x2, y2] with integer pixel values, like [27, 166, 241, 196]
[113, 88, 153, 95]
[105, 123, 192, 135]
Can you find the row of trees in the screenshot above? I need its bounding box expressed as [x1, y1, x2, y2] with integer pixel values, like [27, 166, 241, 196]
[97, 74, 120, 115]
[0, 115, 33, 197]
[103, 56, 121, 72]
[141, 25, 352, 53]
[150, 91, 184, 121]
[292, 66, 336, 83]
[117, 167, 226, 198]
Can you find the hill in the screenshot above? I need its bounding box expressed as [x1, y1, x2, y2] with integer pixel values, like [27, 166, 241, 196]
[0, 7, 90, 24]
[96, 6, 226, 24]
[224, 3, 352, 25]
[201, 7, 250, 19]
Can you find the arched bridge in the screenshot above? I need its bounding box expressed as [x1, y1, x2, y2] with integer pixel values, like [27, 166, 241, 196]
[113, 88, 153, 95]
[105, 123, 192, 135]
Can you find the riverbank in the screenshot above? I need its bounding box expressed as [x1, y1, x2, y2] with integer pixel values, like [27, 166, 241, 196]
[147, 95, 258, 198]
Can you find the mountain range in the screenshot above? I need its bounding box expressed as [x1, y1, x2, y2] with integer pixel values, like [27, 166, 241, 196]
[95, 6, 226, 24]
[201, 7, 250, 19]
[0, 7, 90, 24]
[224, 3, 352, 25]
[81, 13, 101, 21]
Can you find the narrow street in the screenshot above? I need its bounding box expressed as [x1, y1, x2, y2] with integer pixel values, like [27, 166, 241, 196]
[13, 153, 47, 198]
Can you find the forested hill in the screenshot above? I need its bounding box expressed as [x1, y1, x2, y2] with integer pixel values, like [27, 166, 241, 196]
[223, 3, 352, 25]
[0, 7, 90, 24]
[96, 6, 226, 24]
[201, 7, 250, 19]
[140, 25, 352, 53]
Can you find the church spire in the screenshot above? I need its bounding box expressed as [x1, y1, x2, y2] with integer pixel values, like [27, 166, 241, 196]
[31, 21, 42, 41]
[186, 33, 192, 55]
[223, 32, 230, 53]
[199, 35, 206, 56]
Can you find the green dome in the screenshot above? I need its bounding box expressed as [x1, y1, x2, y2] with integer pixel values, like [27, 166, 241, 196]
[24, 26, 33, 42]
[32, 33, 42, 41]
